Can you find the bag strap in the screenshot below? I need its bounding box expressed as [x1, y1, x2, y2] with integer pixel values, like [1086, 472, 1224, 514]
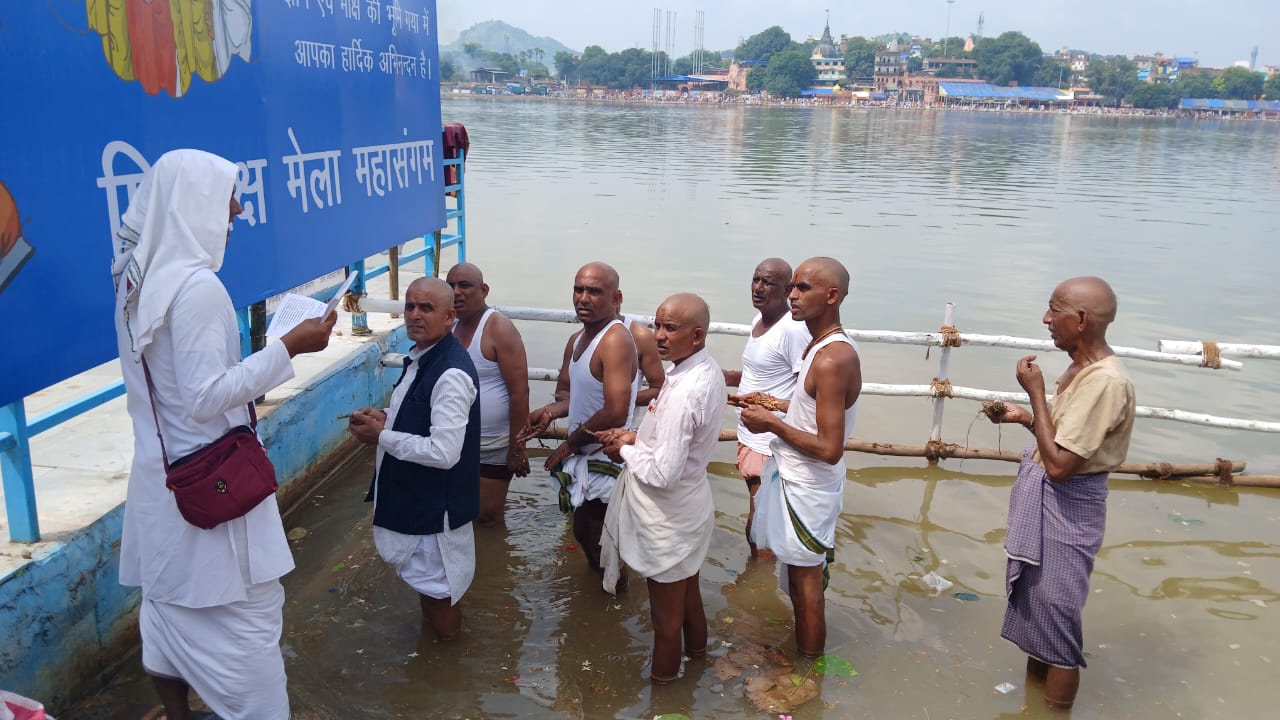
[140, 356, 256, 472]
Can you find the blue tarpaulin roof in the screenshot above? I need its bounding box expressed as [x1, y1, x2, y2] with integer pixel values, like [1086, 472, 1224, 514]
[1180, 98, 1280, 111]
[937, 82, 1070, 102]
[800, 88, 835, 96]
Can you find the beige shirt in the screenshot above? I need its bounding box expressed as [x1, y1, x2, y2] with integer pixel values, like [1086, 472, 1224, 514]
[1035, 355, 1136, 474]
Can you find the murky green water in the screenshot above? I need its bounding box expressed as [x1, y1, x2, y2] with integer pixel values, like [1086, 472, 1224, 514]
[70, 101, 1280, 718]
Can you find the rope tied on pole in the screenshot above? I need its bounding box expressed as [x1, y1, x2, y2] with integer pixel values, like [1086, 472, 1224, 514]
[1215, 458, 1235, 486]
[940, 324, 963, 348]
[930, 378, 954, 398]
[1140, 462, 1176, 480]
[1200, 341, 1222, 369]
[923, 439, 957, 462]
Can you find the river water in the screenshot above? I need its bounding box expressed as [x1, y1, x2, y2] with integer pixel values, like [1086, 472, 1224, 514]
[71, 100, 1280, 718]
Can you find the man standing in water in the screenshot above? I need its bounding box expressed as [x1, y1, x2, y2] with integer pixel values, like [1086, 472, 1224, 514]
[350, 277, 481, 641]
[739, 257, 861, 659]
[984, 276, 1136, 710]
[446, 262, 531, 527]
[598, 293, 725, 682]
[724, 258, 811, 557]
[519, 262, 638, 580]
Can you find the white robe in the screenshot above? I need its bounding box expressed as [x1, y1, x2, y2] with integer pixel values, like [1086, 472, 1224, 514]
[602, 349, 724, 591]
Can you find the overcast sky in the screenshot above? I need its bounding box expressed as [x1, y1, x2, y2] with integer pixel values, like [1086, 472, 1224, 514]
[437, 0, 1275, 69]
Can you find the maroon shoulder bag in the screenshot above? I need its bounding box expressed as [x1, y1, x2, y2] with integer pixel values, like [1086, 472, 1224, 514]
[141, 358, 279, 530]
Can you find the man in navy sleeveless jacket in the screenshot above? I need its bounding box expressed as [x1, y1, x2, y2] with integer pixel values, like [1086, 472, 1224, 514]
[349, 277, 481, 639]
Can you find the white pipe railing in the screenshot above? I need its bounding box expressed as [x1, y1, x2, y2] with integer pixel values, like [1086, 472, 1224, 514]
[354, 301, 1245, 370]
[1159, 340, 1280, 361]
[376, 352, 1280, 434]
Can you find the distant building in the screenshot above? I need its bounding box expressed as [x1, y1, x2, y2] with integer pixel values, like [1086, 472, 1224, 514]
[1133, 53, 1196, 84]
[922, 57, 977, 77]
[874, 48, 908, 94]
[810, 17, 845, 88]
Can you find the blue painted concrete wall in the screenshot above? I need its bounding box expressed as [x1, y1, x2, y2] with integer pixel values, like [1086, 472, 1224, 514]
[0, 326, 406, 709]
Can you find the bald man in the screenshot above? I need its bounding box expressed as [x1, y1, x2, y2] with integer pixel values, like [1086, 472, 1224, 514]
[725, 258, 811, 558]
[447, 263, 531, 527]
[738, 257, 861, 659]
[350, 277, 481, 640]
[984, 276, 1135, 710]
[599, 293, 725, 682]
[519, 262, 638, 580]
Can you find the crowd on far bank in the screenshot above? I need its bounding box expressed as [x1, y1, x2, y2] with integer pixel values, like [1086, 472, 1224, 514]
[451, 86, 1270, 119]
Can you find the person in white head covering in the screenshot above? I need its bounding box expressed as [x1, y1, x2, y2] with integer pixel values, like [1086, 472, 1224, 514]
[112, 149, 335, 720]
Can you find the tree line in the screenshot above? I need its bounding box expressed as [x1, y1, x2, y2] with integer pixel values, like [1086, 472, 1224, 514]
[446, 24, 1279, 104]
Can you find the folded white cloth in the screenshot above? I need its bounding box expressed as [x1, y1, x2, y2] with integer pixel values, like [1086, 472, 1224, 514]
[374, 511, 475, 604]
[548, 450, 622, 511]
[601, 467, 715, 593]
[753, 457, 840, 592]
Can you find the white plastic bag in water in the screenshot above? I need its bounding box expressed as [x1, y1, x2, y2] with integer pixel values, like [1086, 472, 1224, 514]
[920, 571, 954, 596]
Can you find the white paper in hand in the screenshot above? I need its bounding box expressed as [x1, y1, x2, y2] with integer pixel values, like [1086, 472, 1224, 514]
[324, 272, 359, 317]
[265, 273, 360, 339]
[265, 294, 327, 338]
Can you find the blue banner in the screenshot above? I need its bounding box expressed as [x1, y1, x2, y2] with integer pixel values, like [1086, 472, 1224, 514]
[0, 0, 444, 406]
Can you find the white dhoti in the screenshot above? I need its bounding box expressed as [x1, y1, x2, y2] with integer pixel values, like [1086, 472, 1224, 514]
[753, 458, 840, 591]
[547, 451, 623, 512]
[374, 514, 476, 604]
[600, 468, 715, 593]
[139, 579, 289, 720]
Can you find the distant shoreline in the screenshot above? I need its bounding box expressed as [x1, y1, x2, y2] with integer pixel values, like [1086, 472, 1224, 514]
[439, 90, 1278, 121]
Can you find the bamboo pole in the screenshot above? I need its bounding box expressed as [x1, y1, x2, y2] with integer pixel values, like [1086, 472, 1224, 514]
[489, 307, 1243, 371]
[535, 426, 1278, 487]
[1159, 340, 1280, 361]
[928, 303, 956, 448]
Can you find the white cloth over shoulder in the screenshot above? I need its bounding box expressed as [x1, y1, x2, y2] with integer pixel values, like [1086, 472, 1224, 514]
[602, 348, 725, 591]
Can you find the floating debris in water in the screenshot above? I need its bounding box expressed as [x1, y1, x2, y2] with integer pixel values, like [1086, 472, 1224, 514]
[920, 571, 954, 595]
[952, 592, 980, 602]
[653, 714, 691, 720]
[745, 669, 819, 713]
[287, 527, 308, 541]
[1169, 513, 1205, 527]
[331, 562, 346, 573]
[812, 654, 857, 677]
[994, 682, 1017, 694]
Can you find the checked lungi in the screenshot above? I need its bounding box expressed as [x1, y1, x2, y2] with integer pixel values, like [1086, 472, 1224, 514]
[1002, 447, 1109, 669]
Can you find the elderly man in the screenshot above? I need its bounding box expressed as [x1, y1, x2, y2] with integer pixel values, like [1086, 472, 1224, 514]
[738, 257, 861, 659]
[984, 276, 1136, 710]
[446, 262, 531, 527]
[599, 293, 725, 682]
[519, 262, 638, 579]
[725, 258, 811, 557]
[350, 277, 480, 640]
[112, 149, 335, 720]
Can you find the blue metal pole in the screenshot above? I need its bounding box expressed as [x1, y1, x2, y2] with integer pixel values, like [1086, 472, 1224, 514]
[456, 150, 467, 264]
[236, 306, 252, 359]
[1, 400, 40, 542]
[349, 262, 371, 336]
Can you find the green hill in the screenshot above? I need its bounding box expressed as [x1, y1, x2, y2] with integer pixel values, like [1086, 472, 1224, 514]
[442, 20, 578, 70]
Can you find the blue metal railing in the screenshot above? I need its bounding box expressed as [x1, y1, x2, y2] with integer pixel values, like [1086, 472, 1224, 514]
[0, 155, 466, 543]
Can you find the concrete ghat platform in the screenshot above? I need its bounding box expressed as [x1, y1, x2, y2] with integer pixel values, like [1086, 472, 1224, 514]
[0, 268, 419, 709]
